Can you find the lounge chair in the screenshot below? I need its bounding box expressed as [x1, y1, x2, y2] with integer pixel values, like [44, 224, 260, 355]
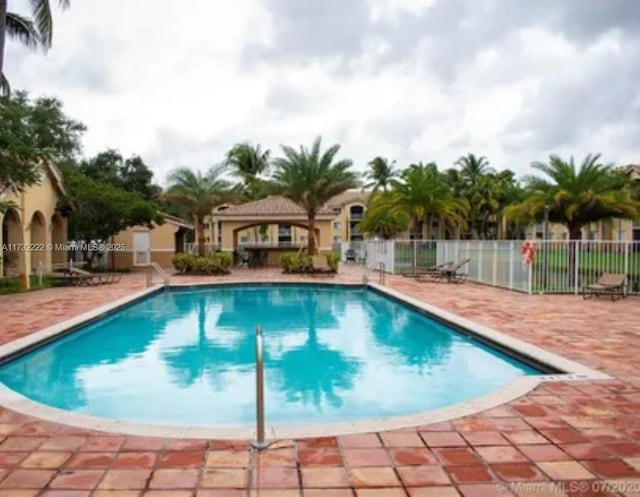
[48, 271, 93, 286]
[70, 267, 123, 285]
[432, 258, 470, 283]
[582, 272, 626, 301]
[310, 255, 335, 277]
[402, 261, 452, 279]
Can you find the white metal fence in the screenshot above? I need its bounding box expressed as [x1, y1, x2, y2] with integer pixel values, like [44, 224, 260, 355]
[356, 239, 640, 295]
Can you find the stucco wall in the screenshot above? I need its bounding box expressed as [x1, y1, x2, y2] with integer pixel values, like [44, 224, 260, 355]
[218, 218, 334, 251]
[0, 165, 67, 280]
[112, 222, 184, 269]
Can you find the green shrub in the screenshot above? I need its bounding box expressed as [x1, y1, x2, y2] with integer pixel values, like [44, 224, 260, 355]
[325, 252, 340, 271]
[171, 253, 192, 273]
[0, 276, 53, 294]
[172, 252, 232, 275]
[280, 250, 318, 273]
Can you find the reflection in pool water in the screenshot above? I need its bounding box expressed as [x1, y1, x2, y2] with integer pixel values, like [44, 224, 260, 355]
[0, 285, 539, 425]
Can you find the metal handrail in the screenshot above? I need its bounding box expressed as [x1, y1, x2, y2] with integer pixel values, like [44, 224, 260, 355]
[379, 262, 386, 285]
[146, 262, 170, 287]
[252, 325, 268, 449]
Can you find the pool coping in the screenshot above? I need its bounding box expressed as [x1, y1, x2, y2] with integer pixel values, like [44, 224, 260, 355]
[0, 280, 612, 440]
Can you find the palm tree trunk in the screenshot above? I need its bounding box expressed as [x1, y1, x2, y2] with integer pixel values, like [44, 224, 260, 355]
[307, 214, 317, 255]
[0, 0, 7, 75]
[197, 216, 205, 256]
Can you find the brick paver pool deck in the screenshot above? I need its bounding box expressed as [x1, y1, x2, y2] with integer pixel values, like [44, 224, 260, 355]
[0, 267, 639, 496]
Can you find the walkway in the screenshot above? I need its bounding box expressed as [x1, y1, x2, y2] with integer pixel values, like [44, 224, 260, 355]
[0, 267, 638, 496]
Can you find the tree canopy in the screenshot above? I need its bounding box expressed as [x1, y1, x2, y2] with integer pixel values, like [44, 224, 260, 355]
[58, 168, 164, 265]
[505, 154, 640, 239]
[0, 91, 85, 211]
[272, 136, 358, 254]
[1, 0, 70, 95]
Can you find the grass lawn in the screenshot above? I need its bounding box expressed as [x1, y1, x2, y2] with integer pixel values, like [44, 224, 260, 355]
[0, 275, 54, 295]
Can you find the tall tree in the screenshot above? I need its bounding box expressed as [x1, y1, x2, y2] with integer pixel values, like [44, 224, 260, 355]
[272, 136, 358, 255]
[451, 154, 498, 239]
[455, 153, 494, 186]
[78, 149, 161, 200]
[505, 154, 640, 240]
[165, 166, 231, 256]
[358, 192, 410, 239]
[386, 162, 467, 239]
[0, 90, 84, 210]
[1, 0, 70, 95]
[363, 156, 398, 193]
[225, 142, 271, 199]
[58, 168, 163, 268]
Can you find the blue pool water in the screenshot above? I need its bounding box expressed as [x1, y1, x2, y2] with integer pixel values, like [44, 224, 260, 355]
[0, 285, 540, 426]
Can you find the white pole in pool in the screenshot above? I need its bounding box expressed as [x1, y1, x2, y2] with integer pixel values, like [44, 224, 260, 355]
[252, 325, 268, 449]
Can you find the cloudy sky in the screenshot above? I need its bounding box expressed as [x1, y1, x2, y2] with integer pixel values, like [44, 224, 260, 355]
[5, 0, 640, 184]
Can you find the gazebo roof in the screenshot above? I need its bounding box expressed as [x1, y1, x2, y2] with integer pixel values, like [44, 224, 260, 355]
[216, 196, 335, 218]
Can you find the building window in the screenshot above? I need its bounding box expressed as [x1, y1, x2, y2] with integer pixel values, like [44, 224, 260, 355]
[333, 236, 342, 243]
[349, 205, 364, 242]
[619, 230, 626, 241]
[561, 233, 568, 240]
[203, 223, 210, 230]
[333, 221, 342, 230]
[333, 207, 342, 214]
[278, 224, 292, 246]
[588, 231, 597, 241]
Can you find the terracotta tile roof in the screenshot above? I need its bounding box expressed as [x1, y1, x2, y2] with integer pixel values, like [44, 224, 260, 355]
[622, 164, 640, 179]
[326, 190, 370, 207]
[217, 196, 334, 217]
[161, 213, 194, 229]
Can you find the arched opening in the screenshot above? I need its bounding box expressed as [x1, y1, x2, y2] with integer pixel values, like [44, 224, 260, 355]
[2, 208, 24, 276]
[51, 213, 66, 267]
[231, 222, 319, 267]
[30, 211, 47, 272]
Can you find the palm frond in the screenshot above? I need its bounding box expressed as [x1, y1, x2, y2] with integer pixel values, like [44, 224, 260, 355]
[0, 72, 10, 97]
[5, 12, 40, 48]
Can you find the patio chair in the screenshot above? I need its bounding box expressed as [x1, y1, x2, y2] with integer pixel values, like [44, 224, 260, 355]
[345, 248, 357, 263]
[432, 258, 470, 283]
[310, 255, 335, 277]
[402, 261, 452, 279]
[582, 272, 626, 301]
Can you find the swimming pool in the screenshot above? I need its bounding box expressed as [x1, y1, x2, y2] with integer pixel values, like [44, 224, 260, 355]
[0, 284, 542, 427]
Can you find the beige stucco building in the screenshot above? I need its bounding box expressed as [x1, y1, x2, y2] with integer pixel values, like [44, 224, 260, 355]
[111, 214, 194, 269]
[0, 163, 68, 287]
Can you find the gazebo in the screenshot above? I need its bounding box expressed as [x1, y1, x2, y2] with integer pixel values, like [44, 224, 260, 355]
[215, 196, 336, 266]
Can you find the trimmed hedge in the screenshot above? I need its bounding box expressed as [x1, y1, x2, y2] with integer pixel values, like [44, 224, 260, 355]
[171, 252, 232, 275]
[280, 250, 339, 273]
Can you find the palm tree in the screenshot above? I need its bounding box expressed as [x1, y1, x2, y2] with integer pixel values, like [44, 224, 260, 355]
[363, 156, 398, 193]
[165, 165, 231, 256]
[272, 136, 358, 255]
[452, 154, 497, 239]
[505, 154, 640, 240]
[225, 142, 271, 199]
[358, 192, 410, 239]
[1, 0, 70, 95]
[455, 154, 494, 185]
[386, 162, 467, 239]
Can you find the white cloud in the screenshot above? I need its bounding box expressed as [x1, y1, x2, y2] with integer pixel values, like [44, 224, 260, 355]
[4, 0, 639, 185]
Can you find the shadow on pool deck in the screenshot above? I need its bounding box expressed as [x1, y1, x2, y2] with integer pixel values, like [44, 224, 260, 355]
[0, 266, 639, 495]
